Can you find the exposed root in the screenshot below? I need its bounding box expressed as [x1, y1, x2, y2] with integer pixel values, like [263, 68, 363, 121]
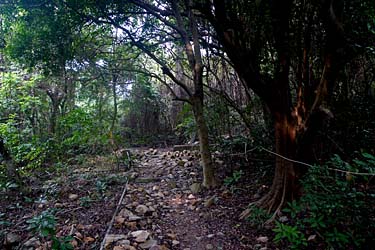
[239, 207, 252, 220]
[239, 170, 288, 224]
[265, 173, 287, 224]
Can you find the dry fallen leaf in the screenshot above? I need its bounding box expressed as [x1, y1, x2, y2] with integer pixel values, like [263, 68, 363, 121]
[83, 236, 95, 243]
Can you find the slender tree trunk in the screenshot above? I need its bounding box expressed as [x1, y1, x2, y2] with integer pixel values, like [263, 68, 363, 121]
[97, 88, 104, 122]
[1, 137, 19, 181]
[111, 29, 119, 134]
[170, 47, 186, 128]
[191, 97, 217, 188]
[111, 76, 118, 132]
[49, 100, 59, 135]
[0, 137, 10, 161]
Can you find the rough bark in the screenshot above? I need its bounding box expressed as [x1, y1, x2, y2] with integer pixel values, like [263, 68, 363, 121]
[42, 84, 64, 135]
[191, 97, 217, 188]
[259, 113, 299, 213]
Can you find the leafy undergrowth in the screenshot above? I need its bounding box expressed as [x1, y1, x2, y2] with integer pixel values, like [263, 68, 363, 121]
[0, 154, 129, 249]
[272, 152, 375, 249]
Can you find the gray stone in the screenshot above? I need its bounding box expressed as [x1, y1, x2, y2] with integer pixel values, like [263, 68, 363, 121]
[205, 244, 214, 250]
[256, 236, 268, 243]
[119, 208, 134, 217]
[117, 246, 137, 250]
[150, 246, 162, 250]
[104, 234, 127, 248]
[184, 161, 192, 168]
[131, 230, 150, 243]
[139, 239, 158, 249]
[167, 174, 174, 179]
[54, 203, 64, 208]
[129, 215, 142, 221]
[68, 193, 79, 200]
[4, 232, 21, 246]
[135, 205, 149, 214]
[23, 237, 40, 248]
[118, 239, 131, 246]
[118, 208, 142, 221]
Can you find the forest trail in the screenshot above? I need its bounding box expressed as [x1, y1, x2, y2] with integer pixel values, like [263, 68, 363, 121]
[1, 147, 274, 250]
[99, 147, 272, 250]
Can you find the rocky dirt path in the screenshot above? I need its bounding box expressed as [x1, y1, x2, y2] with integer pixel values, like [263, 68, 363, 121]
[1, 147, 274, 250]
[102, 148, 273, 250]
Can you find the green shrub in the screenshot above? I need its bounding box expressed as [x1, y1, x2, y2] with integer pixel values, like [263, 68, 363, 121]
[57, 108, 108, 155]
[219, 135, 254, 153]
[274, 153, 375, 249]
[79, 196, 93, 208]
[27, 209, 73, 250]
[95, 180, 107, 198]
[27, 209, 57, 237]
[273, 221, 307, 249]
[224, 170, 244, 186]
[0, 120, 51, 176]
[175, 104, 196, 141]
[224, 170, 244, 193]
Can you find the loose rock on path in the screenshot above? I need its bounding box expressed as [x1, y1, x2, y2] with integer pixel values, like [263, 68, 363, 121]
[1, 147, 274, 250]
[101, 148, 273, 250]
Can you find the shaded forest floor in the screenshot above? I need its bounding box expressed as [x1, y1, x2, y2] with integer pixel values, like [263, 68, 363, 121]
[1, 147, 277, 250]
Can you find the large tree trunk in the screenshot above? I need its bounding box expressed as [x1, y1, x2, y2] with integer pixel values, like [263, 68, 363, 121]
[191, 97, 217, 188]
[259, 113, 300, 213]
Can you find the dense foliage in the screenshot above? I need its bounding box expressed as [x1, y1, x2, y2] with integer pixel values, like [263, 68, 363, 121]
[0, 0, 374, 249]
[274, 153, 375, 249]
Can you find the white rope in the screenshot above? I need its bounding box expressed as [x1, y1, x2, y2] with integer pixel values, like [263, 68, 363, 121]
[259, 146, 375, 176]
